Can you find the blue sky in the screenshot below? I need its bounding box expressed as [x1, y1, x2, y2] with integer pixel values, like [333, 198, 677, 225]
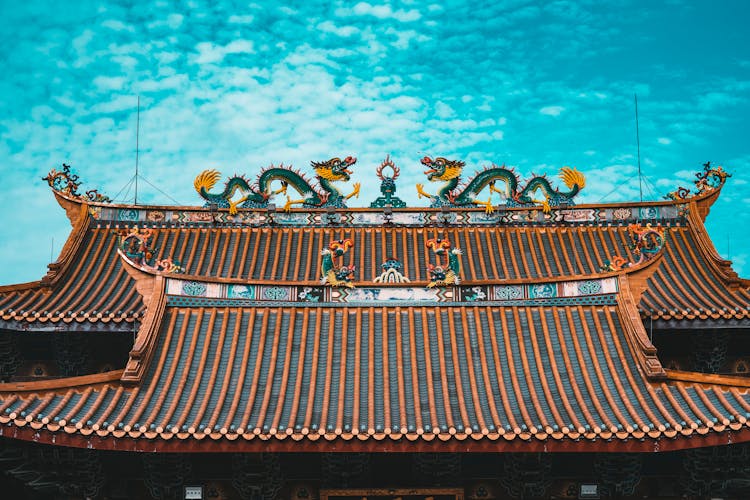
[1, 0, 749, 284]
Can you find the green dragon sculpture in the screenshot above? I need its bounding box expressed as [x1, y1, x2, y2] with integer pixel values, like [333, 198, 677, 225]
[194, 156, 360, 214]
[321, 239, 356, 288]
[416, 156, 585, 213]
[425, 237, 461, 288]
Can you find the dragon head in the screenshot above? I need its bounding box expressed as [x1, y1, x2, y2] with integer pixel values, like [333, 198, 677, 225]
[426, 237, 452, 255]
[335, 264, 356, 282]
[421, 156, 464, 182]
[329, 238, 354, 257]
[427, 264, 447, 281]
[312, 156, 357, 182]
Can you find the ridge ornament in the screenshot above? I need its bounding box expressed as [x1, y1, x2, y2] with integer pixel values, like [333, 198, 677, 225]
[369, 155, 406, 208]
[425, 237, 462, 288]
[665, 161, 731, 201]
[415, 156, 585, 213]
[43, 164, 112, 203]
[194, 156, 360, 214]
[117, 227, 184, 273]
[321, 238, 356, 288]
[600, 223, 666, 272]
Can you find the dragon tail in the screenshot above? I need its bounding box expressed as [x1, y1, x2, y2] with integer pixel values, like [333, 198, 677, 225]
[194, 169, 222, 197]
[560, 167, 585, 190]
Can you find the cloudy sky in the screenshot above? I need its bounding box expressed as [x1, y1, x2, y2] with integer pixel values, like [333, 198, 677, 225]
[1, 0, 749, 284]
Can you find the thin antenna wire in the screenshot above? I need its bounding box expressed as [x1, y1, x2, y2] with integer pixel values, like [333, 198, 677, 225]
[134, 95, 140, 205]
[597, 173, 639, 202]
[635, 93, 643, 202]
[113, 175, 136, 203]
[139, 175, 182, 205]
[50, 237, 54, 262]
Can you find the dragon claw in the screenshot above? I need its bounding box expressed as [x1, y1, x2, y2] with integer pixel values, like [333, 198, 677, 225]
[347, 182, 361, 200]
[541, 199, 551, 214]
[481, 197, 495, 214]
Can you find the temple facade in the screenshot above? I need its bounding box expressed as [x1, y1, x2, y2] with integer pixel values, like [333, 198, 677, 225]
[0, 158, 749, 499]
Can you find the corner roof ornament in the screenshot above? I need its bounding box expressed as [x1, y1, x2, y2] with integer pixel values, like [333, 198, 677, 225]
[43, 164, 111, 203]
[664, 161, 730, 202]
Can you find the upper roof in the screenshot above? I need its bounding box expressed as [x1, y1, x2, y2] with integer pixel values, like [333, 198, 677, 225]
[0, 160, 746, 330]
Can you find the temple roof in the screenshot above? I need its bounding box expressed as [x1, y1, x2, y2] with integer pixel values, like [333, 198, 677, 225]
[0, 159, 748, 453]
[2, 258, 750, 452]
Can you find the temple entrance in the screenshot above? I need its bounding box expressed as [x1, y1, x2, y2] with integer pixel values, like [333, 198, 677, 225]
[320, 488, 464, 500]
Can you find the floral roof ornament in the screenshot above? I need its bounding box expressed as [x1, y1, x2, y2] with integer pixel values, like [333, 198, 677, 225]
[600, 223, 666, 272]
[43, 164, 111, 203]
[665, 161, 731, 201]
[373, 258, 410, 283]
[117, 227, 183, 274]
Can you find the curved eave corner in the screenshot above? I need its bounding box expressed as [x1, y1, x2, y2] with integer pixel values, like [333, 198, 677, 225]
[618, 249, 667, 379]
[686, 204, 750, 290]
[0, 193, 90, 296]
[119, 250, 167, 384]
[689, 177, 725, 222]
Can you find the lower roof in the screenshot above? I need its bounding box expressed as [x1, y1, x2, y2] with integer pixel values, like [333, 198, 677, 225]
[641, 227, 750, 323]
[2, 301, 750, 452]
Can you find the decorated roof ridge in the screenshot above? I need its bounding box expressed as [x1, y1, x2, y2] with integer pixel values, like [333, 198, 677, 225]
[56, 194, 694, 213]
[45, 160, 709, 217]
[3, 299, 750, 453]
[114, 223, 667, 291]
[43, 160, 729, 223]
[665, 369, 750, 388]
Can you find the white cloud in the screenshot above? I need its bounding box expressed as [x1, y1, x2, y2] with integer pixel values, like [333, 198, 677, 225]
[228, 15, 254, 24]
[167, 14, 184, 29]
[93, 76, 128, 91]
[317, 21, 360, 37]
[101, 19, 135, 32]
[434, 101, 455, 119]
[540, 106, 565, 116]
[193, 40, 254, 64]
[657, 137, 672, 145]
[384, 27, 430, 49]
[336, 2, 422, 22]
